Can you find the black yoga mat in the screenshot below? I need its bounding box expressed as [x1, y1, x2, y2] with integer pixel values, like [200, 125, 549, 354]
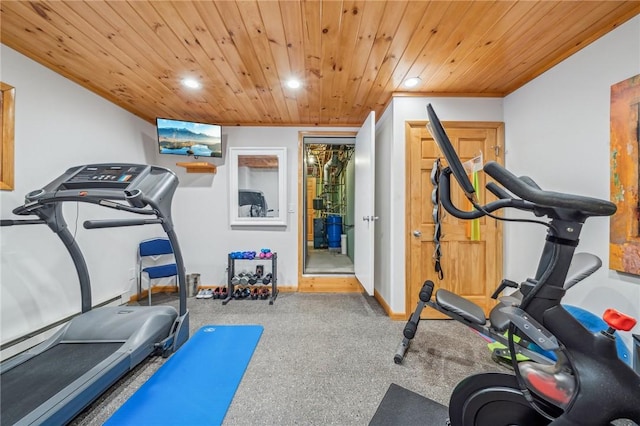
[369, 383, 449, 426]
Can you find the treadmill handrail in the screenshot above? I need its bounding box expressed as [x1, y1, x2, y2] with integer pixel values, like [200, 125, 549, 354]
[14, 194, 157, 216]
[83, 219, 164, 229]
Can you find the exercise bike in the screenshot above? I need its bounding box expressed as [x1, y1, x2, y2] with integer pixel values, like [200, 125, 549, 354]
[422, 104, 640, 425]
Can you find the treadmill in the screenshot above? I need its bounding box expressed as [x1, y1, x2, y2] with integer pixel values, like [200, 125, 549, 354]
[0, 164, 190, 425]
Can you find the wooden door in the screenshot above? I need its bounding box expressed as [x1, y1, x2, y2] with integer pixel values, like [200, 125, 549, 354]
[406, 121, 504, 319]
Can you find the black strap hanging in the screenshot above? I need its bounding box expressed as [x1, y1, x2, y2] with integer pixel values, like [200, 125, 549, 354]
[431, 158, 444, 280]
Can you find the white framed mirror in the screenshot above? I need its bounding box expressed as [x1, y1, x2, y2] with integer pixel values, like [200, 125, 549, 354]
[229, 147, 287, 226]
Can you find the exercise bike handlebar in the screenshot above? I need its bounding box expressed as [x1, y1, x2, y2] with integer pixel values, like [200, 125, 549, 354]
[439, 168, 535, 219]
[487, 177, 540, 199]
[485, 182, 512, 200]
[483, 161, 616, 217]
[518, 175, 542, 190]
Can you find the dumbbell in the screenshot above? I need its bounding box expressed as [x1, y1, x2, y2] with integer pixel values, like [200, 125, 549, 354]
[262, 273, 272, 285]
[251, 288, 260, 300]
[259, 288, 270, 300]
[259, 248, 271, 259]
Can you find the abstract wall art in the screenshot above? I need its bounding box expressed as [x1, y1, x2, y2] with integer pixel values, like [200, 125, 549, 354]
[610, 74, 640, 275]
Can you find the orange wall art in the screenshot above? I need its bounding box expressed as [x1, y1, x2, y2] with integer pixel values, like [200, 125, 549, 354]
[610, 74, 640, 275]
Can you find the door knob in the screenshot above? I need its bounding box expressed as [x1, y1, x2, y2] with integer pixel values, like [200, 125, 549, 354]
[413, 230, 421, 237]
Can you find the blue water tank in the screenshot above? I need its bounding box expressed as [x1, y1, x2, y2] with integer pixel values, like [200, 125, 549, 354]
[327, 215, 342, 249]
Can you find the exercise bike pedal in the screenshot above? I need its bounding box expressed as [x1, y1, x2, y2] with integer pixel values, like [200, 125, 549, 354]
[519, 362, 576, 407]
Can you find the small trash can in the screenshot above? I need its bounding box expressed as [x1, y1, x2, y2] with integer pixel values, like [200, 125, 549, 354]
[187, 273, 201, 297]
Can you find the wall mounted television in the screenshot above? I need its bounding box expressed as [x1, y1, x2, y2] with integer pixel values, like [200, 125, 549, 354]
[156, 118, 222, 158]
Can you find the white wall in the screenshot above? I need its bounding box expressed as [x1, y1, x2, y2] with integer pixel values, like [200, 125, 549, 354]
[379, 97, 504, 313]
[504, 16, 640, 346]
[0, 44, 357, 353]
[158, 125, 356, 291]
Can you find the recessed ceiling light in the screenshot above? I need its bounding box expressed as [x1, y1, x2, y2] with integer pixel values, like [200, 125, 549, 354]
[182, 78, 201, 89]
[403, 77, 421, 88]
[286, 79, 301, 89]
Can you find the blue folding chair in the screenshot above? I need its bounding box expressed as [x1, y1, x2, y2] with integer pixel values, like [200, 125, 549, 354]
[138, 238, 178, 305]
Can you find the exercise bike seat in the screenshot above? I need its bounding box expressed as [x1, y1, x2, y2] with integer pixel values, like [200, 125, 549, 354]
[489, 252, 602, 333]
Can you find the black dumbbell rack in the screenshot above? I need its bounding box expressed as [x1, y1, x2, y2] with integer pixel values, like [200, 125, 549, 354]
[223, 252, 278, 305]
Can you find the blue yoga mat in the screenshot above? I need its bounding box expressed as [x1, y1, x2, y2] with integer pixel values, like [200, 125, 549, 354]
[105, 325, 263, 426]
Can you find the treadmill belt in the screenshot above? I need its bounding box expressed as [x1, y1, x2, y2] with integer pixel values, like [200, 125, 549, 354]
[1, 342, 123, 425]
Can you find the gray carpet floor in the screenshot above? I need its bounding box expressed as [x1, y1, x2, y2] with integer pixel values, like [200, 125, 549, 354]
[71, 292, 507, 425]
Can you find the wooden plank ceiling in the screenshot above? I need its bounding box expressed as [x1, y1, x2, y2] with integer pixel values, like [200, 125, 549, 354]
[1, 1, 639, 126]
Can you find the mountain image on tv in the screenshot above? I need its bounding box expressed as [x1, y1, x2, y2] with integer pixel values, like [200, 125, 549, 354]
[157, 118, 222, 157]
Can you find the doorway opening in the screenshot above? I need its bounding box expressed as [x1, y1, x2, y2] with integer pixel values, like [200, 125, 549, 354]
[302, 135, 356, 275]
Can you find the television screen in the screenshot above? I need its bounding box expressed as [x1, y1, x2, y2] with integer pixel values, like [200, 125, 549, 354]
[156, 118, 222, 158]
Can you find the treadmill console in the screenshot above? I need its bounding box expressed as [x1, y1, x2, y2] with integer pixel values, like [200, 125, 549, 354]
[17, 163, 177, 218]
[60, 164, 148, 190]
